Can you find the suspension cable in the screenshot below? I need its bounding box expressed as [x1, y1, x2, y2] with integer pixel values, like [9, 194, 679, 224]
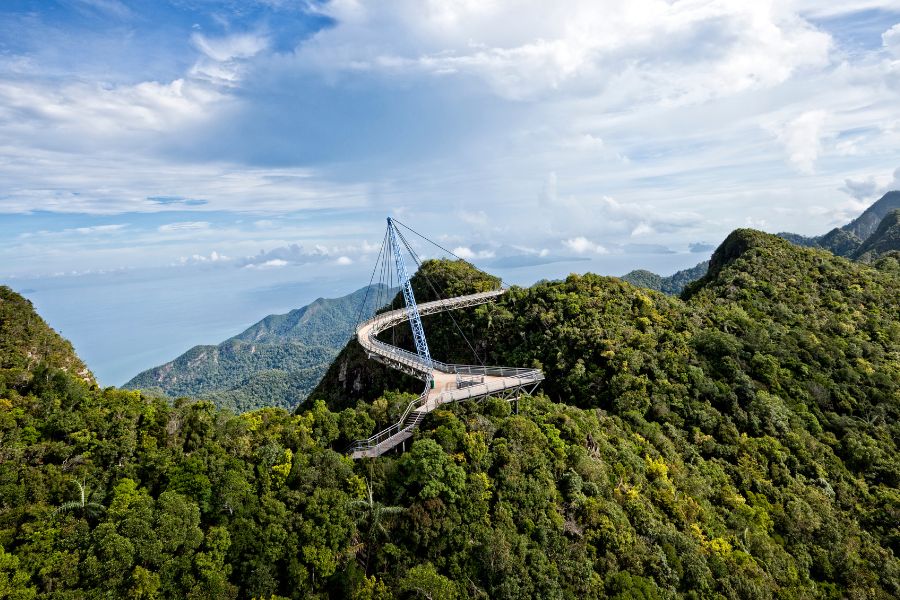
[394, 226, 485, 366]
[354, 229, 388, 337]
[392, 217, 506, 288]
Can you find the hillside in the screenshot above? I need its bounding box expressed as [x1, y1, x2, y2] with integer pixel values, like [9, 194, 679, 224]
[853, 208, 900, 262]
[843, 190, 900, 241]
[2, 231, 899, 599]
[310, 234, 900, 597]
[0, 285, 93, 388]
[621, 260, 709, 295]
[123, 284, 392, 412]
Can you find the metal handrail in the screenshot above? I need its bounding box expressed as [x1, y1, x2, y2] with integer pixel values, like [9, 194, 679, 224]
[346, 384, 430, 453]
[346, 363, 546, 454]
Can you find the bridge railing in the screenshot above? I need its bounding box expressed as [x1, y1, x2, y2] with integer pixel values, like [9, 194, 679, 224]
[361, 289, 506, 338]
[365, 335, 543, 381]
[348, 287, 544, 457]
[346, 364, 545, 455]
[366, 337, 432, 374]
[346, 381, 431, 455]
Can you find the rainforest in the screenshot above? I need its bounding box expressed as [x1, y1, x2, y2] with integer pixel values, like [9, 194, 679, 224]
[1, 229, 899, 599]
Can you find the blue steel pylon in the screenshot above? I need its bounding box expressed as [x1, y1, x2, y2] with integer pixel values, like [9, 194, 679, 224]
[386, 217, 433, 372]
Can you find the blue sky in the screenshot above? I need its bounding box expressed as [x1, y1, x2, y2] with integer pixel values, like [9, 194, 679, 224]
[3, 0, 900, 384]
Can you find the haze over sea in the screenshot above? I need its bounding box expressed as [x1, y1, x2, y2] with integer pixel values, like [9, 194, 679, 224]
[14, 250, 700, 386]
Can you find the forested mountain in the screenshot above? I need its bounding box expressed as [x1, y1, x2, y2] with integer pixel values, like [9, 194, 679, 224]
[777, 190, 900, 258]
[843, 190, 900, 240]
[0, 286, 93, 387]
[621, 260, 709, 295]
[123, 284, 393, 413]
[2, 229, 899, 599]
[853, 209, 900, 262]
[624, 190, 900, 296]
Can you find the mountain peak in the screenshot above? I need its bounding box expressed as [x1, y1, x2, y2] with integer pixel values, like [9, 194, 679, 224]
[123, 283, 394, 412]
[706, 228, 781, 278]
[230, 283, 391, 346]
[842, 190, 900, 241]
[0, 286, 94, 388]
[853, 208, 900, 262]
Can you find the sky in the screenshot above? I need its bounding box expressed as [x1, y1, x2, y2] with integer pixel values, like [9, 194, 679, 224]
[2, 0, 900, 385]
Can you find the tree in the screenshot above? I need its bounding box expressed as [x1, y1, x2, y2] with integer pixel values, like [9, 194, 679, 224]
[0, 545, 36, 600]
[398, 439, 466, 502]
[348, 480, 405, 574]
[399, 563, 458, 600]
[55, 479, 105, 521]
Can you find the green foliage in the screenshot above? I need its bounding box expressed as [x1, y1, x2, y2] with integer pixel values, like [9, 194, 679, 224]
[3, 228, 900, 598]
[0, 544, 36, 600]
[400, 563, 458, 599]
[398, 439, 467, 502]
[0, 285, 94, 390]
[621, 260, 710, 295]
[311, 230, 899, 598]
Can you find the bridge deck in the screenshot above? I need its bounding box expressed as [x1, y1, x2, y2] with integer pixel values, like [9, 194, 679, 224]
[348, 289, 544, 459]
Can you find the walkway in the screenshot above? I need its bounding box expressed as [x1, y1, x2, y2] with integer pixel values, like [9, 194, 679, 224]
[348, 289, 544, 458]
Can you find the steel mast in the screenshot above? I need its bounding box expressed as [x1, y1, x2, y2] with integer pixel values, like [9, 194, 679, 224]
[387, 217, 433, 372]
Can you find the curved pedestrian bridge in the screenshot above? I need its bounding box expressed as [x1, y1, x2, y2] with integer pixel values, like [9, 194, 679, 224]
[348, 289, 544, 458]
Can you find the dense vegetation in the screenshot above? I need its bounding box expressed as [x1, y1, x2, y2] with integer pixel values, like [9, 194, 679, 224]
[313, 232, 900, 597]
[0, 287, 93, 389]
[2, 228, 899, 598]
[124, 285, 392, 413]
[853, 209, 900, 262]
[621, 261, 710, 296]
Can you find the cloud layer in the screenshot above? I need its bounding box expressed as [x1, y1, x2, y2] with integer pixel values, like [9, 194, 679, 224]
[1, 1, 900, 281]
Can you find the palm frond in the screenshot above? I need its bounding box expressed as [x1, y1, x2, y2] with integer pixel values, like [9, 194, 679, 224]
[55, 500, 83, 514]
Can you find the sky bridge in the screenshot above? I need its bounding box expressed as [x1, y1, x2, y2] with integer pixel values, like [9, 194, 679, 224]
[347, 219, 544, 459]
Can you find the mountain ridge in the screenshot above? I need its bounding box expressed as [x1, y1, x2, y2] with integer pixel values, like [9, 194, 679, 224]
[853, 208, 900, 262]
[123, 283, 394, 412]
[622, 190, 900, 296]
[0, 285, 94, 388]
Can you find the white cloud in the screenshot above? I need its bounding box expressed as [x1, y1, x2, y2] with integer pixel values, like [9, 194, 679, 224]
[452, 246, 495, 260]
[335, 255, 353, 265]
[842, 176, 881, 200]
[245, 258, 288, 269]
[70, 224, 127, 234]
[190, 32, 269, 85]
[746, 217, 768, 229]
[631, 222, 655, 237]
[884, 23, 900, 57]
[796, 2, 900, 19]
[5, 0, 900, 280]
[304, 0, 831, 102]
[158, 221, 210, 233]
[192, 33, 268, 63]
[774, 110, 829, 174]
[0, 146, 369, 215]
[0, 78, 225, 140]
[563, 236, 608, 254]
[177, 250, 230, 265]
